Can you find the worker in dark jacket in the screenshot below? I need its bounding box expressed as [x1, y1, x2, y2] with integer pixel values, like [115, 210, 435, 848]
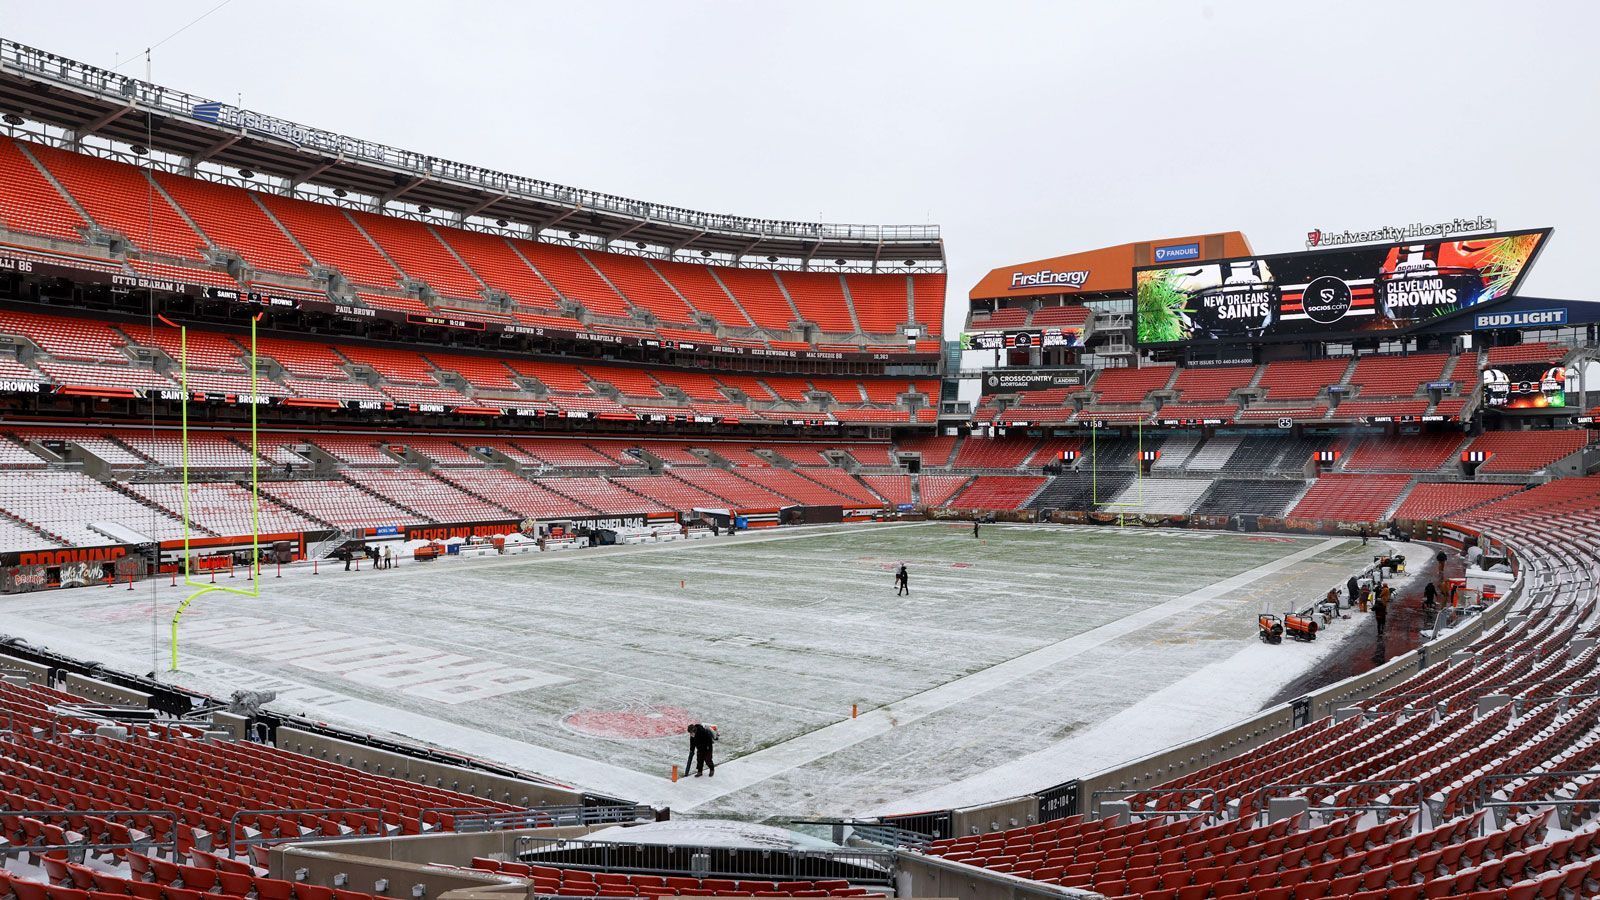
[895, 564, 909, 596]
[685, 723, 717, 777]
[1347, 575, 1360, 607]
[1373, 593, 1388, 632]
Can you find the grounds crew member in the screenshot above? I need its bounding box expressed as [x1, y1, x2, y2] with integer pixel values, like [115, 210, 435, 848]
[895, 563, 909, 596]
[685, 722, 717, 777]
[973, 519, 980, 538]
[1374, 591, 1388, 632]
[1347, 575, 1360, 607]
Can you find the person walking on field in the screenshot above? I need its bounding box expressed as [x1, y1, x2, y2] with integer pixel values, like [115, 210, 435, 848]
[685, 722, 717, 777]
[895, 563, 909, 596]
[973, 519, 980, 538]
[1373, 592, 1388, 632]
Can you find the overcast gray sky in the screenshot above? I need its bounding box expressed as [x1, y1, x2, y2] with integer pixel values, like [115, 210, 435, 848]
[1, 1, 1595, 337]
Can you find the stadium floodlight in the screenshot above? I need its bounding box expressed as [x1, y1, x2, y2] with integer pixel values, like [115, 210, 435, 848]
[635, 241, 646, 249]
[237, 169, 254, 179]
[568, 231, 580, 239]
[2, 113, 22, 125]
[419, 205, 431, 213]
[700, 250, 712, 257]
[496, 219, 508, 227]
[130, 144, 148, 155]
[333, 188, 347, 197]
[835, 258, 846, 265]
[903, 259, 916, 266]
[169, 313, 263, 672]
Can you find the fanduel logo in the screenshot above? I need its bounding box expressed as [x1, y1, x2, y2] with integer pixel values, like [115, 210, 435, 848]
[1153, 242, 1200, 263]
[1010, 269, 1090, 290]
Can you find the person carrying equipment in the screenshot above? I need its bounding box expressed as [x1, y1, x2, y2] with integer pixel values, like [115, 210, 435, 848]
[685, 722, 717, 777]
[895, 563, 909, 596]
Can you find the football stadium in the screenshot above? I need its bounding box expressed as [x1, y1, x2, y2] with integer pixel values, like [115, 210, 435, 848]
[2, 7, 1600, 900]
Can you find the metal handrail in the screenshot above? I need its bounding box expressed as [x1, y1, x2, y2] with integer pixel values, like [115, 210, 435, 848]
[226, 807, 383, 858]
[0, 808, 180, 858]
[418, 804, 654, 833]
[1259, 779, 1427, 826]
[1090, 787, 1219, 820]
[1476, 769, 1600, 810]
[788, 818, 932, 850]
[514, 835, 894, 885]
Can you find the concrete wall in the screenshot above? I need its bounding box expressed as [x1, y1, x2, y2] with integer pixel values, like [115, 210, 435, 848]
[950, 796, 1046, 839]
[211, 710, 252, 740]
[61, 672, 151, 706]
[273, 826, 599, 896]
[0, 652, 51, 685]
[275, 727, 584, 808]
[897, 851, 1102, 900]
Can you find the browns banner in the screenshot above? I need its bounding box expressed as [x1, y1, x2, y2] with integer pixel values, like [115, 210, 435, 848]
[1135, 228, 1549, 346]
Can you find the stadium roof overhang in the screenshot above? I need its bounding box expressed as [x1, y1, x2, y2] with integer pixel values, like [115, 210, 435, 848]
[969, 231, 1253, 302]
[0, 39, 943, 268]
[1406, 294, 1600, 335]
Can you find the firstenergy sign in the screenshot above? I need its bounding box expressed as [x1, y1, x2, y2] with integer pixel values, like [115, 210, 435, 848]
[1010, 268, 1090, 291]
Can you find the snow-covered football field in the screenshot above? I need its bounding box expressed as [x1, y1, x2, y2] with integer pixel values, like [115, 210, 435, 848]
[0, 521, 1388, 820]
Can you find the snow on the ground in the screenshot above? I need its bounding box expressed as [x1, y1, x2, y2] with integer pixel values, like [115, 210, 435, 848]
[578, 819, 839, 849]
[0, 521, 1382, 820]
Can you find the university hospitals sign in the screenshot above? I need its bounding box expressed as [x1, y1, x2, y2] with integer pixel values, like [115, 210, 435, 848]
[1305, 216, 1497, 249]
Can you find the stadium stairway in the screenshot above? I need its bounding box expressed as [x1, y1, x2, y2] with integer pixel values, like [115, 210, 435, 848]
[1107, 477, 1214, 515]
[1027, 470, 1135, 512]
[1188, 480, 1308, 518]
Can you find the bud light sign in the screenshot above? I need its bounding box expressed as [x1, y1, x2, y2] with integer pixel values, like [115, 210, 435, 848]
[1473, 308, 1567, 330]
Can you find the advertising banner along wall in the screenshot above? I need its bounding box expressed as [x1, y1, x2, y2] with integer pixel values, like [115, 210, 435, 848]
[1134, 228, 1549, 347]
[980, 368, 1087, 395]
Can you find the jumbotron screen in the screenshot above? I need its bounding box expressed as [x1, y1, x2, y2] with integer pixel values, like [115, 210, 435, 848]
[1483, 361, 1571, 410]
[1134, 228, 1549, 347]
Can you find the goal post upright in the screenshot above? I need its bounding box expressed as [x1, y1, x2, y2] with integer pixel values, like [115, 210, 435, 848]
[169, 313, 263, 672]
